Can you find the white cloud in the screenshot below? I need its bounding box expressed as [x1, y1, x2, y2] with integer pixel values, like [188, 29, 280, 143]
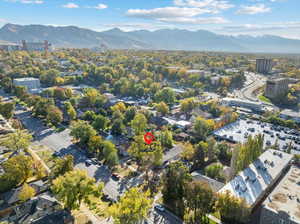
[237, 4, 271, 14]
[174, 0, 234, 12]
[127, 7, 212, 19]
[0, 18, 6, 23]
[221, 22, 300, 32]
[94, 3, 107, 10]
[158, 16, 229, 24]
[62, 2, 79, 9]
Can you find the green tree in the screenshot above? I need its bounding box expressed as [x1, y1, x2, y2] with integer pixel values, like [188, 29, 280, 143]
[124, 106, 137, 124]
[217, 190, 250, 224]
[155, 102, 169, 115]
[180, 98, 196, 113]
[51, 169, 104, 210]
[2, 155, 33, 185]
[0, 129, 32, 152]
[92, 114, 109, 132]
[0, 101, 15, 119]
[184, 181, 216, 224]
[51, 155, 74, 179]
[64, 101, 77, 120]
[194, 116, 215, 141]
[88, 135, 103, 155]
[109, 187, 153, 224]
[131, 113, 147, 135]
[204, 163, 223, 181]
[160, 129, 173, 148]
[101, 140, 119, 168]
[193, 141, 207, 169]
[162, 161, 191, 218]
[181, 143, 195, 161]
[46, 105, 63, 126]
[18, 183, 36, 202]
[70, 120, 97, 145]
[111, 118, 126, 136]
[155, 87, 175, 105]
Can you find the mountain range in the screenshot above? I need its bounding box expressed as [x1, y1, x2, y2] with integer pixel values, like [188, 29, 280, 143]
[1, 23, 300, 53]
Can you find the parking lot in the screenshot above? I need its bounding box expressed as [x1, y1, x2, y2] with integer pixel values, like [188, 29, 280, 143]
[213, 118, 300, 154]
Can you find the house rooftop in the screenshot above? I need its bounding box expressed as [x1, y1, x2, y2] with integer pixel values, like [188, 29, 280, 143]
[191, 171, 225, 192]
[262, 166, 300, 223]
[218, 149, 293, 208]
[13, 77, 39, 82]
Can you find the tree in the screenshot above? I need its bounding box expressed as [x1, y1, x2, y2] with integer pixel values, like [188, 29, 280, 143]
[51, 155, 74, 179]
[124, 106, 137, 124]
[193, 141, 207, 169]
[154, 87, 175, 104]
[2, 155, 33, 185]
[233, 134, 264, 173]
[204, 163, 223, 181]
[217, 190, 250, 224]
[111, 118, 126, 136]
[181, 143, 195, 161]
[194, 116, 215, 141]
[128, 135, 163, 168]
[18, 183, 36, 202]
[88, 135, 103, 155]
[160, 129, 173, 148]
[1, 129, 32, 152]
[51, 169, 104, 210]
[184, 181, 216, 224]
[131, 113, 147, 135]
[82, 88, 99, 107]
[180, 98, 196, 113]
[64, 101, 77, 120]
[0, 101, 15, 119]
[101, 140, 119, 168]
[155, 102, 169, 115]
[162, 161, 192, 218]
[92, 114, 109, 132]
[109, 187, 153, 224]
[111, 102, 126, 113]
[46, 105, 63, 126]
[70, 120, 97, 145]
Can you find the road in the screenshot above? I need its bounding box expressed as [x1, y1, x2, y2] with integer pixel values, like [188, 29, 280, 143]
[233, 72, 266, 101]
[13, 105, 146, 201]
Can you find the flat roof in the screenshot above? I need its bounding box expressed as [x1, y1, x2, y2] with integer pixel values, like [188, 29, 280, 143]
[222, 97, 262, 106]
[218, 149, 293, 207]
[280, 109, 300, 118]
[263, 166, 300, 223]
[13, 77, 39, 81]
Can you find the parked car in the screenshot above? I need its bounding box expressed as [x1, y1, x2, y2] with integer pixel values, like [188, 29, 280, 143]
[85, 159, 93, 166]
[154, 205, 165, 212]
[112, 173, 120, 180]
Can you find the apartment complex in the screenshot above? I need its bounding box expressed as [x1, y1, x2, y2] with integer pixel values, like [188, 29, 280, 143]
[265, 78, 290, 99]
[260, 166, 300, 224]
[218, 150, 293, 209]
[0, 40, 51, 52]
[256, 58, 273, 74]
[221, 97, 264, 112]
[13, 77, 41, 92]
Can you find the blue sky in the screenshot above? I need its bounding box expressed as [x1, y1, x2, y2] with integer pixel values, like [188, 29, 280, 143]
[1, 0, 300, 39]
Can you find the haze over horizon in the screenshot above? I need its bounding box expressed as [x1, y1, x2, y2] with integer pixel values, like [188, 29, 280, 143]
[0, 0, 300, 40]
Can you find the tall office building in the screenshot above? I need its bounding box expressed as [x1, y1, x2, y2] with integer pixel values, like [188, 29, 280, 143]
[256, 58, 273, 74]
[265, 78, 289, 99]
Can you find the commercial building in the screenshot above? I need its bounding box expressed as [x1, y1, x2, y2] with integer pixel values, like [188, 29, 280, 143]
[218, 149, 293, 209]
[0, 42, 21, 51]
[22, 40, 51, 51]
[13, 77, 41, 92]
[221, 98, 264, 112]
[260, 166, 300, 224]
[256, 59, 273, 74]
[265, 78, 290, 99]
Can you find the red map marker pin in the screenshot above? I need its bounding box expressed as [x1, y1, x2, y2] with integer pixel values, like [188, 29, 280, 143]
[144, 132, 155, 145]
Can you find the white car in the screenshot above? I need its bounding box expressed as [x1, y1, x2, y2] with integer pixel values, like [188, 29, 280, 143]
[154, 205, 165, 212]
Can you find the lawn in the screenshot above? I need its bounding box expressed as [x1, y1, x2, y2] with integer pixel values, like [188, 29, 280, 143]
[258, 94, 272, 103]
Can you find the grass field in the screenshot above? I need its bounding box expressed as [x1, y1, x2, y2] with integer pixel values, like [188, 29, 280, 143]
[258, 94, 272, 103]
